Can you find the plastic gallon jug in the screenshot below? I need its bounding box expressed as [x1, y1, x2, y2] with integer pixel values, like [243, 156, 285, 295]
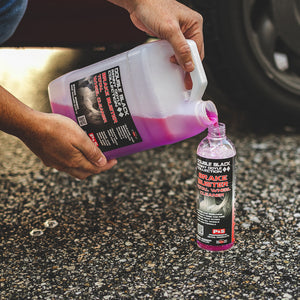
[48, 39, 218, 160]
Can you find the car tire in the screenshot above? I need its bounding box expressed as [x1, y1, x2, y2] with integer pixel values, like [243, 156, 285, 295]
[184, 0, 300, 125]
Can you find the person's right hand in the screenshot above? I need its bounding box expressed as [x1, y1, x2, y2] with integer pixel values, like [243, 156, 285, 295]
[108, 0, 204, 90]
[21, 112, 117, 180]
[128, 0, 204, 68]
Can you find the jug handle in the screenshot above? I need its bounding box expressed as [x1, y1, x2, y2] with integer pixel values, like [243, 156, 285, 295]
[187, 39, 208, 102]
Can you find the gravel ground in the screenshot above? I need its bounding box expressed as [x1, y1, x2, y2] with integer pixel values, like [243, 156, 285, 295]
[0, 45, 299, 300]
[0, 125, 299, 299]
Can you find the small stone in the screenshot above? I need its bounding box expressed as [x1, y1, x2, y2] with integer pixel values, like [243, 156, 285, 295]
[30, 229, 44, 237]
[249, 215, 260, 223]
[282, 293, 293, 299]
[168, 190, 175, 196]
[185, 269, 192, 275]
[44, 219, 58, 228]
[95, 280, 104, 287]
[147, 262, 156, 268]
[185, 179, 194, 185]
[63, 265, 75, 271]
[34, 174, 45, 182]
[251, 143, 270, 150]
[276, 265, 285, 270]
[241, 223, 251, 229]
[194, 290, 203, 295]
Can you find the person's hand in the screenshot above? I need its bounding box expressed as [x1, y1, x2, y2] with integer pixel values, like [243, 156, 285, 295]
[0, 85, 116, 180]
[131, 0, 204, 66]
[108, 0, 204, 89]
[20, 112, 117, 180]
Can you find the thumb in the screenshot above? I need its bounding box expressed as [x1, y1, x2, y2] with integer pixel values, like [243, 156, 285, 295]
[77, 134, 107, 167]
[167, 31, 194, 73]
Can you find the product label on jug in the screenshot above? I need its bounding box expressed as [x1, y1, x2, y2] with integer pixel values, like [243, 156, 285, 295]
[70, 66, 142, 152]
[196, 156, 235, 246]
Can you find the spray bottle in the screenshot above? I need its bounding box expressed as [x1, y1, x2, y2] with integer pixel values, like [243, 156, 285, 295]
[196, 123, 236, 251]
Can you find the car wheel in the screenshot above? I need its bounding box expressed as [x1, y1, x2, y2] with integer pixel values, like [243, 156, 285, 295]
[185, 0, 300, 124]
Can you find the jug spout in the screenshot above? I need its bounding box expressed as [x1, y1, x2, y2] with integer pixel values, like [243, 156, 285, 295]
[195, 100, 218, 126]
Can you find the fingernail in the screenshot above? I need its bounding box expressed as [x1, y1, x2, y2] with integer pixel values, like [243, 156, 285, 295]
[95, 156, 107, 167]
[184, 61, 194, 72]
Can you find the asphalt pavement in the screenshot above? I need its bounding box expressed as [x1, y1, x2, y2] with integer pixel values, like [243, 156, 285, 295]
[0, 46, 299, 299]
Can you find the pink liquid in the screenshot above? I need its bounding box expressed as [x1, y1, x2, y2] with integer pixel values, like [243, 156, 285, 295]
[196, 120, 235, 252]
[197, 240, 234, 252]
[51, 103, 77, 121]
[206, 110, 222, 139]
[50, 102, 210, 160]
[206, 110, 218, 125]
[51, 103, 233, 251]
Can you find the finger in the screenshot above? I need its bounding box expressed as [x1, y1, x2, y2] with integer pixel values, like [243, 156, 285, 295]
[169, 39, 204, 64]
[184, 72, 193, 90]
[167, 29, 194, 73]
[64, 168, 94, 180]
[73, 153, 117, 176]
[170, 56, 193, 90]
[170, 55, 178, 65]
[63, 159, 118, 180]
[170, 56, 193, 89]
[86, 158, 118, 174]
[200, 42, 205, 60]
[74, 132, 107, 167]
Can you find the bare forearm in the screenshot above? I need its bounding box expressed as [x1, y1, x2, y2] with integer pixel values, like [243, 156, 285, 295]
[0, 85, 43, 139]
[106, 0, 204, 69]
[0, 85, 116, 179]
[106, 0, 137, 12]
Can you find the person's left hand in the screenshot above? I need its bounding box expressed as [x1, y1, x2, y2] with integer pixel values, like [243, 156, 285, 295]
[20, 112, 117, 179]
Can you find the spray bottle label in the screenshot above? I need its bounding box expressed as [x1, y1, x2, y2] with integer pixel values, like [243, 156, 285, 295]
[196, 156, 235, 246]
[70, 66, 142, 152]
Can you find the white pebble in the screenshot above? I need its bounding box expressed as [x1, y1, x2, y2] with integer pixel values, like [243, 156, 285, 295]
[282, 293, 293, 299]
[241, 223, 251, 229]
[44, 219, 58, 228]
[30, 229, 44, 237]
[249, 215, 260, 223]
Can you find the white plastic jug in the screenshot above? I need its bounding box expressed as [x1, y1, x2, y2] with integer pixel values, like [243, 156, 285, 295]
[48, 39, 218, 160]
